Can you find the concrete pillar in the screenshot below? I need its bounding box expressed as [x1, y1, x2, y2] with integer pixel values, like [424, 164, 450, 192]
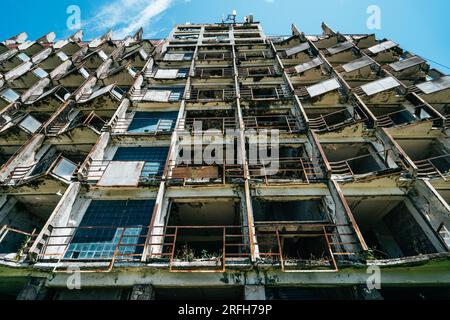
[16, 277, 48, 300]
[244, 285, 266, 300]
[130, 284, 155, 300]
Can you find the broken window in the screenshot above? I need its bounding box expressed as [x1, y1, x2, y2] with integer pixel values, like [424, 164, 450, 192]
[1, 88, 21, 103]
[18, 114, 42, 133]
[51, 157, 78, 181]
[127, 111, 178, 133]
[112, 147, 169, 180]
[64, 200, 155, 260]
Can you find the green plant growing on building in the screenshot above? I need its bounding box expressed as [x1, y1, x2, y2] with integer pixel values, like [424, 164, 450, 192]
[15, 235, 32, 262]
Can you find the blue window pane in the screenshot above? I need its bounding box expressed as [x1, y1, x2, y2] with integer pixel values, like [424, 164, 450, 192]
[127, 112, 178, 133]
[112, 147, 169, 179]
[65, 200, 155, 260]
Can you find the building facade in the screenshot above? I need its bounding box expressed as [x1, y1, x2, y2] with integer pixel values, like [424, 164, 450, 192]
[0, 19, 449, 300]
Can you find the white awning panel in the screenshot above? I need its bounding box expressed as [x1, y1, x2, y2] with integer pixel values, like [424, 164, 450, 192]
[327, 41, 354, 55]
[342, 56, 374, 73]
[98, 161, 145, 187]
[368, 40, 398, 54]
[306, 78, 341, 98]
[285, 42, 310, 57]
[154, 69, 179, 79]
[416, 76, 450, 95]
[144, 90, 172, 102]
[360, 77, 401, 96]
[294, 57, 324, 74]
[389, 56, 425, 72]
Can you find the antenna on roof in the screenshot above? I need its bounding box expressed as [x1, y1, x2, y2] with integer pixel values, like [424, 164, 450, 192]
[222, 9, 237, 24]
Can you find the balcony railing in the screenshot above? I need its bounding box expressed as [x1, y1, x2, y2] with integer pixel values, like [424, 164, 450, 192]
[238, 66, 279, 77]
[167, 160, 244, 185]
[35, 223, 360, 273]
[193, 67, 234, 78]
[4, 154, 77, 186]
[0, 225, 38, 261]
[177, 117, 237, 134]
[240, 85, 292, 100]
[195, 52, 232, 61]
[375, 105, 442, 128]
[328, 149, 396, 180]
[248, 157, 326, 184]
[185, 88, 236, 101]
[414, 154, 450, 180]
[308, 106, 367, 133]
[243, 115, 305, 133]
[80, 159, 165, 186]
[110, 117, 176, 135]
[236, 50, 274, 60]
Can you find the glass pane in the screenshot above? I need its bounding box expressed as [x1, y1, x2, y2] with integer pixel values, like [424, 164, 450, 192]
[64, 200, 155, 260]
[33, 67, 48, 78]
[52, 158, 77, 181]
[1, 88, 20, 102]
[19, 115, 42, 133]
[56, 51, 69, 61]
[127, 112, 177, 133]
[17, 53, 30, 62]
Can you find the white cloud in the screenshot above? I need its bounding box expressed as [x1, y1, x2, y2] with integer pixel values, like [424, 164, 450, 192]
[85, 0, 173, 39]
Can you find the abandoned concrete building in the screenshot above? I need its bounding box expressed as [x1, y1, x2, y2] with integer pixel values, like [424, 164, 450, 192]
[0, 19, 449, 300]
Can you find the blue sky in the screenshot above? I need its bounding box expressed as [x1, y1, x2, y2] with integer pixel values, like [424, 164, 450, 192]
[2, 0, 449, 70]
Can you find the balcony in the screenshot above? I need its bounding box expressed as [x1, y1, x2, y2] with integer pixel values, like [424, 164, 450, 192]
[154, 198, 250, 272]
[238, 66, 280, 78]
[37, 199, 156, 268]
[193, 67, 234, 78]
[240, 84, 292, 101]
[286, 57, 331, 84]
[185, 86, 236, 102]
[306, 105, 367, 133]
[409, 76, 450, 123]
[334, 55, 380, 88]
[295, 78, 346, 105]
[80, 146, 169, 187]
[0, 194, 61, 262]
[168, 141, 244, 185]
[322, 143, 400, 180]
[321, 41, 359, 65]
[177, 109, 237, 134]
[243, 113, 305, 133]
[109, 111, 178, 135]
[5, 153, 78, 186]
[195, 51, 232, 62]
[347, 196, 445, 260]
[235, 49, 274, 62]
[363, 40, 402, 64]
[395, 138, 450, 180]
[247, 144, 326, 184]
[130, 86, 185, 103]
[353, 76, 406, 105]
[383, 56, 429, 85]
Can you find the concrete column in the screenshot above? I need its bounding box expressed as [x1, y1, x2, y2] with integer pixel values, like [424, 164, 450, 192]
[244, 285, 266, 300]
[130, 284, 155, 300]
[16, 277, 48, 300]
